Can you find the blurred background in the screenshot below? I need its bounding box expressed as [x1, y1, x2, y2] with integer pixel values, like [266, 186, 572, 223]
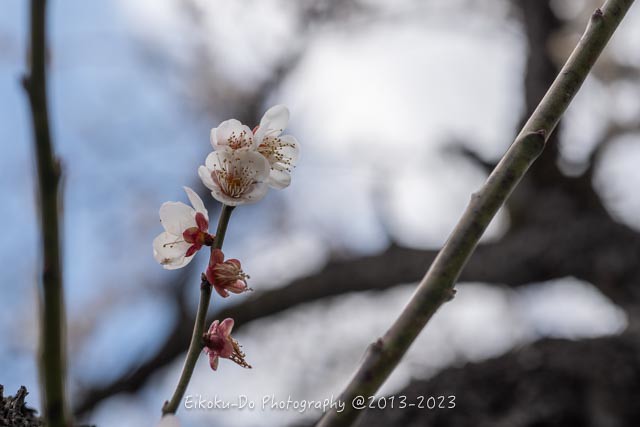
[2, 0, 640, 426]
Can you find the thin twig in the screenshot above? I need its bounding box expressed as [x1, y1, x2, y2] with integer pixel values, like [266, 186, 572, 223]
[22, 0, 70, 426]
[316, 1, 635, 426]
[162, 204, 235, 415]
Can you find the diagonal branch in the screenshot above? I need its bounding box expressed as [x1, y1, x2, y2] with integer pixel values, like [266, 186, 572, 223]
[67, 238, 548, 417]
[316, 1, 635, 426]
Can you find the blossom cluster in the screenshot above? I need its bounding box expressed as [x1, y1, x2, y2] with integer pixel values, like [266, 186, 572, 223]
[200, 104, 299, 205]
[152, 105, 298, 372]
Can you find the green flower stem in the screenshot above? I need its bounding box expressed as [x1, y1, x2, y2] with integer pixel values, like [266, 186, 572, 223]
[23, 0, 71, 426]
[162, 204, 235, 416]
[316, 1, 634, 426]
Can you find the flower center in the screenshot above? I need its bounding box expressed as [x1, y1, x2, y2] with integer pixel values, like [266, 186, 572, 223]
[182, 227, 211, 245]
[182, 213, 212, 246]
[213, 165, 255, 198]
[258, 136, 295, 172]
[206, 335, 227, 352]
[214, 261, 248, 284]
[226, 130, 251, 150]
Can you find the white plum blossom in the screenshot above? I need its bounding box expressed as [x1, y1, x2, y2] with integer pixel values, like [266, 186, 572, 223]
[153, 187, 212, 269]
[198, 105, 299, 199]
[198, 149, 270, 206]
[253, 105, 300, 189]
[210, 118, 255, 151]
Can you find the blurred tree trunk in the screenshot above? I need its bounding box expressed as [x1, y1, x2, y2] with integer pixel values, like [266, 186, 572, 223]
[353, 332, 640, 427]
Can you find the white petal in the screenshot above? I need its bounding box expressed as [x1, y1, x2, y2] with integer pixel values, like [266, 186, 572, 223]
[215, 181, 269, 206]
[216, 119, 242, 140]
[209, 127, 218, 150]
[236, 150, 270, 181]
[198, 165, 216, 191]
[260, 105, 289, 132]
[215, 119, 254, 150]
[210, 187, 243, 206]
[159, 201, 196, 236]
[162, 253, 194, 270]
[183, 186, 208, 219]
[267, 168, 292, 189]
[205, 151, 222, 170]
[243, 181, 270, 203]
[278, 135, 300, 165]
[153, 232, 193, 270]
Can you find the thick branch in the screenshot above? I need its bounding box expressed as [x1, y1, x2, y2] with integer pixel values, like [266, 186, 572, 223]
[317, 2, 635, 426]
[22, 0, 70, 426]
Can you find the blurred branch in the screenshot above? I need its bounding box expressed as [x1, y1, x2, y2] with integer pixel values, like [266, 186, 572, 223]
[354, 332, 640, 427]
[584, 120, 640, 177]
[444, 142, 496, 172]
[74, 244, 439, 417]
[317, 1, 635, 426]
[75, 204, 640, 417]
[22, 0, 71, 426]
[60, 230, 558, 416]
